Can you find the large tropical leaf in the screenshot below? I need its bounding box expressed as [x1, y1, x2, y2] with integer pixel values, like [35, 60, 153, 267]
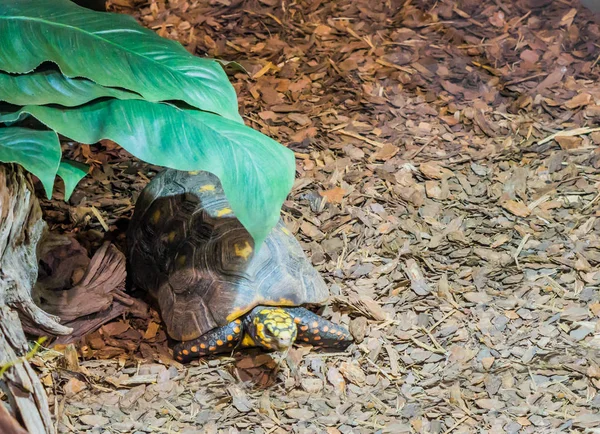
[57, 159, 88, 201]
[0, 69, 142, 106]
[0, 127, 61, 197]
[0, 0, 242, 122]
[0, 100, 296, 246]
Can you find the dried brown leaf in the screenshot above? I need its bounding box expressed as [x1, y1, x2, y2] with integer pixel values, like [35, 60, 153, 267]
[501, 200, 531, 217]
[319, 187, 347, 204]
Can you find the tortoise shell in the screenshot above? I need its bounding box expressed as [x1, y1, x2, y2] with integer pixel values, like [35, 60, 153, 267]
[127, 169, 329, 341]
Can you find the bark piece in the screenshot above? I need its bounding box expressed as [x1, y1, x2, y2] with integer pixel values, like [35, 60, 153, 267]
[0, 164, 67, 434]
[0, 401, 29, 434]
[27, 238, 146, 345]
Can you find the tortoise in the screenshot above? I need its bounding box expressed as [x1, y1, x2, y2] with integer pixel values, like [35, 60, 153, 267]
[127, 169, 353, 362]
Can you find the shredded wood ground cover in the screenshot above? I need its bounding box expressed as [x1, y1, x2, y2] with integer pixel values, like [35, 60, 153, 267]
[26, 0, 600, 432]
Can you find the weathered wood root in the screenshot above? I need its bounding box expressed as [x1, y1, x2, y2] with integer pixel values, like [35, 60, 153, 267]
[0, 164, 70, 434]
[0, 400, 29, 434]
[25, 237, 142, 345]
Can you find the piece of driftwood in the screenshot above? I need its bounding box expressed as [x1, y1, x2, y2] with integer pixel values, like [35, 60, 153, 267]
[26, 238, 144, 345]
[0, 164, 71, 434]
[0, 401, 28, 434]
[35, 240, 128, 322]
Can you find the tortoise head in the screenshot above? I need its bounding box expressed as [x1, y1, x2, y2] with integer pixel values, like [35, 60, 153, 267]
[249, 306, 298, 351]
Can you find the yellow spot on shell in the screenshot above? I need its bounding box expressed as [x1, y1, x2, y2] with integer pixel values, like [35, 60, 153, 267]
[199, 184, 215, 192]
[226, 308, 247, 322]
[209, 346, 216, 351]
[227, 335, 233, 341]
[168, 231, 177, 242]
[177, 255, 187, 267]
[188, 171, 200, 175]
[233, 326, 241, 333]
[200, 343, 207, 349]
[182, 349, 189, 355]
[234, 241, 253, 260]
[216, 208, 232, 217]
[191, 346, 198, 352]
[151, 209, 161, 224]
[217, 340, 224, 346]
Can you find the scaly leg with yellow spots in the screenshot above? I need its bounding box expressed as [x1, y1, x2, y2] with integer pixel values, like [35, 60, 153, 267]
[286, 307, 353, 350]
[173, 319, 243, 363]
[173, 306, 353, 363]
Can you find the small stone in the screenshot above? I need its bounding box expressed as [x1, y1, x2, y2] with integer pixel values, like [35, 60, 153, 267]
[285, 408, 315, 421]
[79, 415, 109, 427]
[475, 398, 505, 410]
[482, 356, 495, 370]
[301, 378, 323, 393]
[349, 316, 368, 343]
[521, 346, 538, 364]
[63, 377, 87, 397]
[111, 421, 135, 432]
[571, 326, 594, 341]
[339, 361, 366, 386]
[463, 292, 492, 304]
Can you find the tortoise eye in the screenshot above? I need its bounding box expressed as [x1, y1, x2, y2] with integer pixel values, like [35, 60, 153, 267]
[262, 327, 274, 339]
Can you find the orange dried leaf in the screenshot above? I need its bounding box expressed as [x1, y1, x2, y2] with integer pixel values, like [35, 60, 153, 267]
[556, 136, 582, 150]
[371, 143, 398, 161]
[419, 161, 453, 179]
[564, 93, 591, 109]
[320, 186, 347, 204]
[501, 200, 531, 217]
[143, 321, 160, 340]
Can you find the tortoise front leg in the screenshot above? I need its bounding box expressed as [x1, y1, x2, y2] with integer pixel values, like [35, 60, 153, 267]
[173, 319, 243, 363]
[287, 307, 353, 350]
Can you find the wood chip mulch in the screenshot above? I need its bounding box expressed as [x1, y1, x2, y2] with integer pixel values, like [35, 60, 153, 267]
[21, 0, 600, 432]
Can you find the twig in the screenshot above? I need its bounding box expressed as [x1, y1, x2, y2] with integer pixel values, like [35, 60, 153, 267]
[0, 336, 47, 378]
[428, 310, 457, 333]
[582, 191, 600, 211]
[420, 327, 447, 354]
[335, 129, 386, 148]
[410, 336, 446, 355]
[443, 415, 470, 434]
[537, 127, 600, 146]
[375, 58, 414, 74]
[90, 205, 109, 231]
[409, 138, 436, 159]
[514, 233, 530, 270]
[364, 357, 395, 382]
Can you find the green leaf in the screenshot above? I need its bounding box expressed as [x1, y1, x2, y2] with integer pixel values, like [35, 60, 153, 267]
[0, 0, 242, 122]
[0, 69, 142, 106]
[57, 159, 88, 201]
[0, 127, 61, 197]
[0, 100, 296, 246]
